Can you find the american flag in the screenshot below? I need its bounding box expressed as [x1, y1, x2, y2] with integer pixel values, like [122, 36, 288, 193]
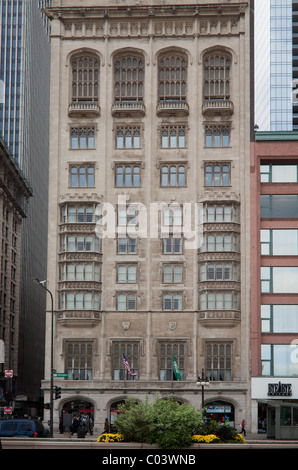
[122, 353, 137, 377]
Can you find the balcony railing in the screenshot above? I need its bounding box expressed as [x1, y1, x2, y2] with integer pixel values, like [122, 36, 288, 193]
[156, 100, 189, 116]
[68, 102, 101, 118]
[202, 99, 234, 115]
[111, 100, 146, 116]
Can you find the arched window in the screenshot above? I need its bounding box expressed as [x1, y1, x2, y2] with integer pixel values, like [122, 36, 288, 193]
[203, 51, 231, 101]
[71, 54, 100, 104]
[158, 53, 187, 103]
[114, 54, 144, 103]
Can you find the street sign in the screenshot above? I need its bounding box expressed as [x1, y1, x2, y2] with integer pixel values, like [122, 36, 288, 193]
[4, 370, 13, 378]
[53, 373, 68, 377]
[4, 406, 12, 415]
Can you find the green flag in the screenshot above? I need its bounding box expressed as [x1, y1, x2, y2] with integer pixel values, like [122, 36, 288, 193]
[172, 355, 181, 380]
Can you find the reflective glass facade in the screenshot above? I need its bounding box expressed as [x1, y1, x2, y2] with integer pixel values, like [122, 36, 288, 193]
[255, 0, 293, 131]
[0, 0, 51, 406]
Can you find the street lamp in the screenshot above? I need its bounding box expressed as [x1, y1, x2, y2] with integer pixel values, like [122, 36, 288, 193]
[196, 369, 210, 408]
[32, 277, 54, 438]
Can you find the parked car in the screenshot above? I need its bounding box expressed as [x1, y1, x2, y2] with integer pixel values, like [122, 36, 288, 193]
[0, 419, 49, 438]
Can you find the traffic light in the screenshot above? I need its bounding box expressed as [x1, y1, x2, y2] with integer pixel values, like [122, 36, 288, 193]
[55, 386, 61, 399]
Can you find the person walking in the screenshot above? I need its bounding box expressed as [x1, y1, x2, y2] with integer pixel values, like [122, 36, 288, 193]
[240, 419, 246, 436]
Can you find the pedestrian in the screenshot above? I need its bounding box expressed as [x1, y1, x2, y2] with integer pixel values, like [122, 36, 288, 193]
[240, 419, 246, 436]
[71, 414, 80, 436]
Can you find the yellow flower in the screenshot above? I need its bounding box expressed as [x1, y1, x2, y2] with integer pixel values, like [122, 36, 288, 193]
[97, 433, 124, 442]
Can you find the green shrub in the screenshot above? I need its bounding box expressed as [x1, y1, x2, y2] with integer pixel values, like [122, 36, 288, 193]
[114, 394, 205, 449]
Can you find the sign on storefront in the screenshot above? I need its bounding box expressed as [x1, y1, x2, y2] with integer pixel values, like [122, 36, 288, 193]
[268, 382, 292, 396]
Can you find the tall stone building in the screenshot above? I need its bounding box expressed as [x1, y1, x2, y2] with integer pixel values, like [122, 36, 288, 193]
[44, 0, 252, 433]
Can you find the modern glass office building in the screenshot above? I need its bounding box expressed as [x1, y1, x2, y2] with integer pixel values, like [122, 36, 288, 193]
[254, 0, 294, 131]
[0, 0, 51, 412]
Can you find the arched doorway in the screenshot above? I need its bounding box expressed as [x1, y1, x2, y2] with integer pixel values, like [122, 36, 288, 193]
[61, 399, 94, 434]
[204, 400, 235, 427]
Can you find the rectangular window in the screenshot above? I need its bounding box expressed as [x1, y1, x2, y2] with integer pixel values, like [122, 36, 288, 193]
[205, 125, 230, 148]
[161, 164, 186, 187]
[116, 126, 141, 149]
[204, 163, 230, 186]
[118, 237, 137, 254]
[260, 195, 298, 218]
[66, 342, 93, 380]
[261, 304, 298, 333]
[161, 126, 186, 148]
[163, 265, 183, 283]
[200, 263, 238, 281]
[163, 293, 182, 310]
[163, 237, 182, 254]
[159, 342, 185, 381]
[261, 344, 298, 377]
[206, 342, 232, 381]
[117, 265, 137, 283]
[203, 204, 239, 223]
[200, 292, 238, 310]
[62, 292, 99, 310]
[261, 266, 298, 293]
[201, 234, 238, 252]
[61, 235, 100, 253]
[115, 164, 140, 187]
[70, 127, 95, 149]
[70, 164, 95, 188]
[261, 229, 298, 255]
[112, 342, 138, 380]
[117, 293, 136, 310]
[260, 163, 298, 183]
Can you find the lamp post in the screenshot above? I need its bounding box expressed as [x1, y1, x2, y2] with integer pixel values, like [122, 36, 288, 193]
[32, 278, 54, 438]
[196, 369, 210, 408]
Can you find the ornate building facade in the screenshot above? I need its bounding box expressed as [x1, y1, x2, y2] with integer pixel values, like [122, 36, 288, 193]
[44, 0, 252, 434]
